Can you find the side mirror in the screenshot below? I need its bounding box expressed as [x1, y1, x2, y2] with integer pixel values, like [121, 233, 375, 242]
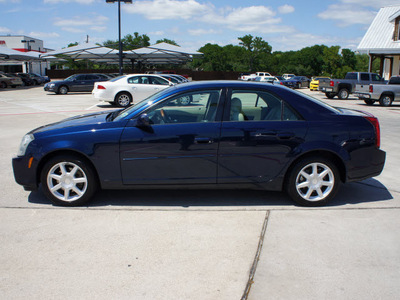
[136, 113, 151, 127]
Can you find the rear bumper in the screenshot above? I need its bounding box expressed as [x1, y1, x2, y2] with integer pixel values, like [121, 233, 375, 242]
[354, 93, 370, 99]
[347, 148, 386, 182]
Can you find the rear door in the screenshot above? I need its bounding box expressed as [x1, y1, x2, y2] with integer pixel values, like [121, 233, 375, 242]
[218, 88, 308, 184]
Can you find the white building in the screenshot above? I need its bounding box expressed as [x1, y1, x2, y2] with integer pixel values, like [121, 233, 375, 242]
[357, 5, 400, 80]
[0, 35, 52, 75]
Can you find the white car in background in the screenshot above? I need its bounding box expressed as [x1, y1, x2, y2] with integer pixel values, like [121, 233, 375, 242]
[92, 74, 173, 107]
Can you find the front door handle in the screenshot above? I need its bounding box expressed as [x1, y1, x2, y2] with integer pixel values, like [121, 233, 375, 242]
[195, 137, 213, 144]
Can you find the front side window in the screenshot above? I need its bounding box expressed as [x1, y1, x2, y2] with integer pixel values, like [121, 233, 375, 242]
[146, 90, 221, 125]
[229, 90, 300, 121]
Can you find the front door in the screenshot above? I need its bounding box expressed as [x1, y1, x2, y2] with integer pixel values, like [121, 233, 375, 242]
[120, 89, 223, 184]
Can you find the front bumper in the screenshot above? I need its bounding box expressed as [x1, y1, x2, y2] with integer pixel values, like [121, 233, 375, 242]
[12, 156, 38, 191]
[44, 84, 57, 92]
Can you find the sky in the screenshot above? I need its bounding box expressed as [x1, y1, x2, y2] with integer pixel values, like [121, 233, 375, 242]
[1, 0, 400, 53]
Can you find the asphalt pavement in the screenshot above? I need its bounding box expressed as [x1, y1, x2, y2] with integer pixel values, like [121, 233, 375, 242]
[0, 85, 399, 299]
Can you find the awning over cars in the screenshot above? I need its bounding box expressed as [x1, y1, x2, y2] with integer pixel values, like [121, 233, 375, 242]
[41, 43, 121, 62]
[40, 42, 203, 65]
[124, 42, 203, 64]
[0, 47, 43, 61]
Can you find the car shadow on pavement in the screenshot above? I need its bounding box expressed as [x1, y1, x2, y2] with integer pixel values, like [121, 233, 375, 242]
[28, 178, 393, 208]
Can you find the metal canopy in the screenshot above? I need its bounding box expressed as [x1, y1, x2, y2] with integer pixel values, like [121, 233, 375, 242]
[40, 42, 203, 65]
[0, 47, 43, 61]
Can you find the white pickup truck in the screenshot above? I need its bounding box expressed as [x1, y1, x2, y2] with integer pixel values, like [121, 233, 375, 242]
[355, 75, 400, 106]
[240, 72, 271, 81]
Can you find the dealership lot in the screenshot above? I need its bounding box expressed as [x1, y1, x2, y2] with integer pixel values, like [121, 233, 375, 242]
[0, 85, 399, 299]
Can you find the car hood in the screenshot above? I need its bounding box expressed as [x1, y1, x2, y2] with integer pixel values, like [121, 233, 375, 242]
[31, 110, 119, 135]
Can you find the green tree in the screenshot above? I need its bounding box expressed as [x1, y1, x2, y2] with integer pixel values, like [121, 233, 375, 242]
[238, 35, 272, 71]
[156, 38, 179, 46]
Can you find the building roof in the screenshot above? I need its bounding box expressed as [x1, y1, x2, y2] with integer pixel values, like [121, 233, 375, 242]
[357, 5, 400, 54]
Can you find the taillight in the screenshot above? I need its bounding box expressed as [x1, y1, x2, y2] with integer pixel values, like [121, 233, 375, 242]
[369, 85, 373, 93]
[97, 85, 106, 90]
[280, 82, 283, 85]
[364, 116, 381, 148]
[330, 80, 334, 87]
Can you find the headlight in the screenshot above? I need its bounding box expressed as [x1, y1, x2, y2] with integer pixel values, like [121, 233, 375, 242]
[50, 83, 55, 87]
[17, 134, 34, 156]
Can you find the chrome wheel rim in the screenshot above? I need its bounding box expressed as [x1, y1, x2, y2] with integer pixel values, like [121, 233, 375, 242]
[382, 96, 391, 106]
[295, 162, 334, 202]
[340, 90, 348, 98]
[47, 162, 88, 202]
[118, 94, 130, 106]
[59, 87, 67, 94]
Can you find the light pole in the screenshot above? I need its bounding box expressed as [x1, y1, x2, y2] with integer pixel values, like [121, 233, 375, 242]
[106, 0, 132, 75]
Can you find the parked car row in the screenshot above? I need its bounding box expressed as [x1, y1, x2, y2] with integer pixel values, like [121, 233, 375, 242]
[0, 72, 49, 89]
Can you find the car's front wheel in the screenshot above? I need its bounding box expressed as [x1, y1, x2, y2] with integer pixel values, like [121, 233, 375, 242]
[285, 157, 340, 206]
[58, 85, 69, 95]
[41, 155, 98, 206]
[115, 92, 132, 107]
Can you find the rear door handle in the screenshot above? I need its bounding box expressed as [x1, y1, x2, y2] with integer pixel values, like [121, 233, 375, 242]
[277, 132, 295, 139]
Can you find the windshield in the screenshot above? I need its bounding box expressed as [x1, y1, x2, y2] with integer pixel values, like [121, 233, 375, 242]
[113, 86, 175, 121]
[64, 75, 78, 81]
[110, 75, 126, 82]
[292, 76, 302, 80]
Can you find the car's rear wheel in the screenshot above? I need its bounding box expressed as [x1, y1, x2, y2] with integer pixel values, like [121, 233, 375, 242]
[58, 85, 69, 95]
[364, 99, 375, 106]
[41, 155, 98, 206]
[325, 92, 335, 99]
[115, 92, 132, 107]
[379, 94, 393, 107]
[338, 88, 349, 99]
[285, 157, 340, 206]
[0, 81, 7, 88]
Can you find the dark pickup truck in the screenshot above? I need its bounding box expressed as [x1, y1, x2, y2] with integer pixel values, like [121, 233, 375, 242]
[319, 72, 385, 99]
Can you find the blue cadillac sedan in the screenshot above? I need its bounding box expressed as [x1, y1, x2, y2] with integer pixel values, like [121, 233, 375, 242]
[13, 81, 385, 207]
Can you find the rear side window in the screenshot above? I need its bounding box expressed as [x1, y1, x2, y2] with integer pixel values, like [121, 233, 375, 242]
[360, 73, 370, 81]
[228, 90, 301, 121]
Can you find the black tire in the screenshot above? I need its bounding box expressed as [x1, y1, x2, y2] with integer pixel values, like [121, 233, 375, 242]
[115, 92, 132, 107]
[379, 94, 393, 107]
[0, 81, 7, 88]
[325, 92, 335, 99]
[58, 85, 69, 95]
[285, 156, 340, 206]
[40, 155, 98, 206]
[296, 83, 301, 89]
[364, 99, 375, 106]
[338, 88, 349, 100]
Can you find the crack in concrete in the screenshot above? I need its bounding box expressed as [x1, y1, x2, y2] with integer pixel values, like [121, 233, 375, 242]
[241, 210, 270, 300]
